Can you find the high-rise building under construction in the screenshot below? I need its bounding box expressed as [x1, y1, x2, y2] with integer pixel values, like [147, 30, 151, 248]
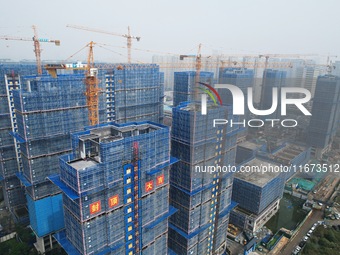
[260, 69, 287, 119]
[52, 121, 177, 255]
[218, 67, 254, 106]
[169, 102, 239, 255]
[218, 67, 254, 141]
[173, 71, 213, 107]
[104, 64, 164, 124]
[0, 63, 37, 224]
[0, 63, 165, 253]
[308, 75, 340, 159]
[12, 73, 93, 251]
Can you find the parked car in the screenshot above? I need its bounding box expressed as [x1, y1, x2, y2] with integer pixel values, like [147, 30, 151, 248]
[299, 241, 306, 248]
[292, 249, 299, 255]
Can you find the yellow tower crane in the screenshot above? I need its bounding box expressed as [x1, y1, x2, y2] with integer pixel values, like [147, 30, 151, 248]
[84, 41, 100, 126]
[45, 41, 100, 126]
[66, 24, 140, 64]
[0, 25, 60, 75]
[179, 43, 203, 101]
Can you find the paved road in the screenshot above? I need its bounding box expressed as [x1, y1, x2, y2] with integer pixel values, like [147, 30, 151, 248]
[279, 209, 323, 255]
[279, 174, 339, 255]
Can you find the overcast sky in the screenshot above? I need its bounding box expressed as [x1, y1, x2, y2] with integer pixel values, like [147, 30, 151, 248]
[0, 0, 339, 63]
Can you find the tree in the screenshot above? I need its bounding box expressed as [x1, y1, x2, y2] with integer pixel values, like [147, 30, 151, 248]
[319, 237, 330, 247]
[324, 230, 336, 242]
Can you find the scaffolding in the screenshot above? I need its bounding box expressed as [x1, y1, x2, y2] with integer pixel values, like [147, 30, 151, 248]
[12, 74, 91, 196]
[173, 71, 213, 107]
[0, 63, 36, 223]
[1, 63, 167, 244]
[13, 75, 89, 140]
[52, 121, 177, 255]
[232, 158, 285, 215]
[103, 64, 164, 124]
[12, 65, 166, 192]
[169, 102, 239, 255]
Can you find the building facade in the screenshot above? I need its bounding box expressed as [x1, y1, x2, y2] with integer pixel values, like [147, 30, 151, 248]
[0, 63, 37, 224]
[218, 67, 254, 106]
[308, 75, 340, 159]
[104, 64, 164, 124]
[260, 69, 287, 119]
[11, 74, 92, 251]
[230, 158, 285, 233]
[2, 63, 165, 253]
[173, 71, 214, 107]
[53, 122, 176, 255]
[169, 102, 239, 255]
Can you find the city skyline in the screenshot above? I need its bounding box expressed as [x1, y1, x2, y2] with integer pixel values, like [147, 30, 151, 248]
[1, 2, 340, 254]
[0, 0, 339, 63]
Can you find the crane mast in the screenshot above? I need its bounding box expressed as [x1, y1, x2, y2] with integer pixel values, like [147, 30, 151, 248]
[127, 26, 132, 64]
[32, 25, 42, 75]
[194, 44, 202, 102]
[85, 41, 100, 126]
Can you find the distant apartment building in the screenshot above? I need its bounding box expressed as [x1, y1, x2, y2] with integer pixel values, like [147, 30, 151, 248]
[218, 67, 254, 106]
[308, 75, 340, 159]
[152, 55, 195, 91]
[104, 64, 164, 124]
[218, 67, 254, 141]
[173, 71, 214, 107]
[333, 61, 340, 77]
[152, 55, 219, 92]
[260, 69, 286, 119]
[303, 65, 320, 99]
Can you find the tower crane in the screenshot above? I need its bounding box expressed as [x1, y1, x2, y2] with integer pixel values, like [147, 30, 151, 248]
[84, 41, 100, 126]
[256, 53, 317, 74]
[326, 55, 337, 74]
[179, 43, 203, 101]
[45, 41, 100, 126]
[326, 55, 337, 65]
[257, 54, 316, 105]
[66, 24, 140, 64]
[0, 25, 60, 75]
